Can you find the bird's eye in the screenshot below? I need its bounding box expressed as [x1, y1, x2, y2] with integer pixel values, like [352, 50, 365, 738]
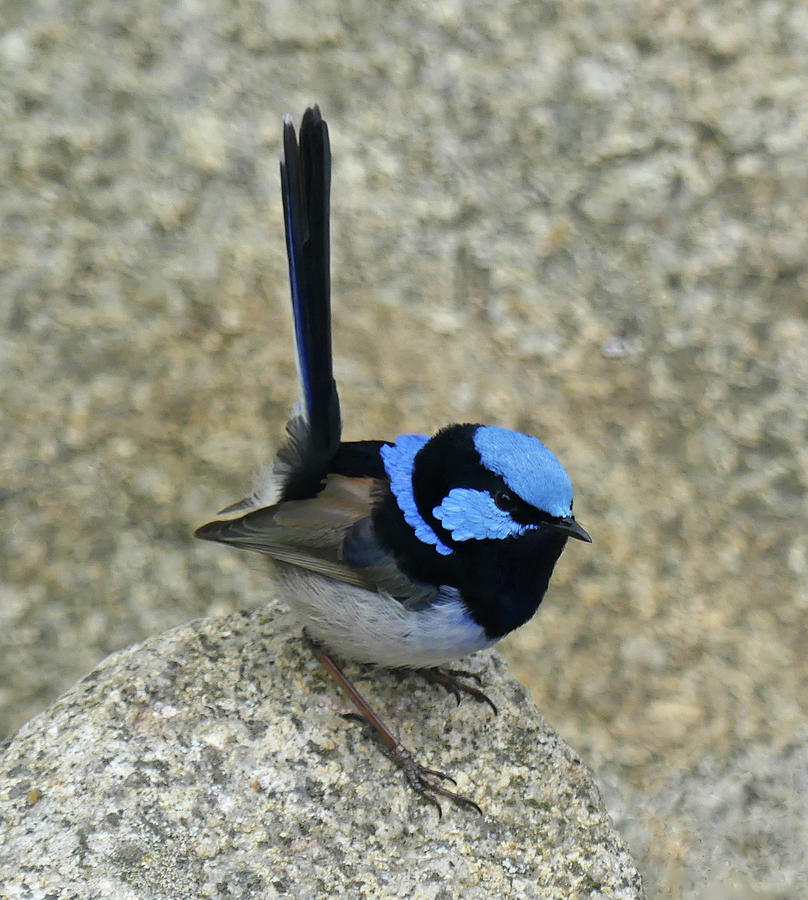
[494, 490, 517, 512]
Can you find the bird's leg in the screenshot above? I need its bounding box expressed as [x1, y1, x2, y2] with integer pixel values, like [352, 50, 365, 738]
[311, 646, 482, 818]
[413, 667, 498, 716]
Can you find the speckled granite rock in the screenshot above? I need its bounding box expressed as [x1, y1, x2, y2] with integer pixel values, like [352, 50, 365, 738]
[601, 733, 808, 898]
[0, 606, 643, 899]
[4, 0, 808, 896]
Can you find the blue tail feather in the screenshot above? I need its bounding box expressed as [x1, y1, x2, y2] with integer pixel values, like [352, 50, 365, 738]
[279, 106, 342, 499]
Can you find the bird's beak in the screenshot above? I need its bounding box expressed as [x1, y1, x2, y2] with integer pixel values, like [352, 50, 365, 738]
[549, 516, 592, 543]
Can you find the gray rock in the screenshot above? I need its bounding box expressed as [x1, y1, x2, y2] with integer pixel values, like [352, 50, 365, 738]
[5, 0, 808, 894]
[600, 735, 808, 898]
[0, 606, 643, 899]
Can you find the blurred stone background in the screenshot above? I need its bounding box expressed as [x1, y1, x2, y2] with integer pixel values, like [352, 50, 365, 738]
[1, 0, 806, 896]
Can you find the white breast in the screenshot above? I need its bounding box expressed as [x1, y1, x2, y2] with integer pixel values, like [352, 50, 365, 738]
[276, 567, 495, 668]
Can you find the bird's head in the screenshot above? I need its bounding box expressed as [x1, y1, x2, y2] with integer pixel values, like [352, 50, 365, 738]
[381, 424, 591, 556]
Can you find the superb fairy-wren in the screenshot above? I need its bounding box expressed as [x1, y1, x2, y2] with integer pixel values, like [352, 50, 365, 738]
[196, 106, 590, 815]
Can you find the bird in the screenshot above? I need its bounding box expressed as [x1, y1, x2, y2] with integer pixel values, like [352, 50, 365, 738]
[195, 105, 591, 816]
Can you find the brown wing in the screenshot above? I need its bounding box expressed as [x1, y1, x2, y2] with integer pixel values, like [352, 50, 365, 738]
[195, 474, 437, 605]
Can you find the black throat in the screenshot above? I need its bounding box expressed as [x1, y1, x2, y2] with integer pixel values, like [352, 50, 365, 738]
[453, 530, 568, 639]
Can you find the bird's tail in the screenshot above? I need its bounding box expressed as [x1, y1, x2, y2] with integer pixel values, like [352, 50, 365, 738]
[277, 105, 342, 499]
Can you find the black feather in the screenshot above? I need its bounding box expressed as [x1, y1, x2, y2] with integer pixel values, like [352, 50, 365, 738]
[332, 440, 390, 479]
[279, 106, 341, 500]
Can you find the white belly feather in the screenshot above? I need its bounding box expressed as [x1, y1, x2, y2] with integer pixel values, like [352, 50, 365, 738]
[276, 566, 495, 668]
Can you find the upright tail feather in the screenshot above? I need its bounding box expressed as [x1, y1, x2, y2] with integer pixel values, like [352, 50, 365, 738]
[278, 106, 342, 499]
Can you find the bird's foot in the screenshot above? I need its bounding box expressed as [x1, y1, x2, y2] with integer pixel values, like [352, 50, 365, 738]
[391, 741, 482, 819]
[415, 666, 498, 715]
[314, 648, 483, 817]
[341, 712, 481, 817]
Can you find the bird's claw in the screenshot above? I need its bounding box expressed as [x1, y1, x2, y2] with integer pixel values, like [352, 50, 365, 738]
[415, 667, 498, 716]
[441, 667, 484, 687]
[395, 743, 482, 819]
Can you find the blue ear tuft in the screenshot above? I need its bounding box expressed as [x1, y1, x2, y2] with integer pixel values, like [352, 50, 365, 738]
[473, 426, 573, 518]
[433, 488, 534, 542]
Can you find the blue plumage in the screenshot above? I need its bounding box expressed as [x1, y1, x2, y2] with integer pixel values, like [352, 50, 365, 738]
[473, 426, 573, 519]
[195, 106, 591, 817]
[433, 487, 534, 542]
[381, 434, 453, 556]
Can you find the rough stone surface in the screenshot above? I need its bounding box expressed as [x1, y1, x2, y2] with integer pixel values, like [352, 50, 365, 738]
[0, 607, 643, 899]
[601, 733, 808, 898]
[2, 0, 808, 896]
